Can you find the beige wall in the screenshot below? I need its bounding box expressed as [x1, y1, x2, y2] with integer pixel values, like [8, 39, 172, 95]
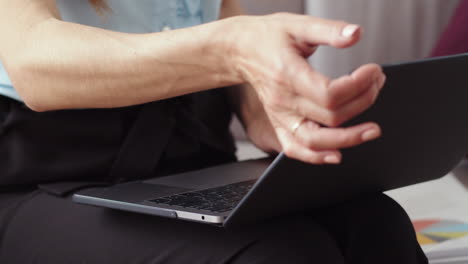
[306, 0, 459, 77]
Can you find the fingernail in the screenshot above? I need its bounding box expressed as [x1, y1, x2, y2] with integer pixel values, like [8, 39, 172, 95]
[362, 129, 380, 141]
[373, 77, 382, 91]
[379, 74, 387, 90]
[324, 155, 341, 164]
[342, 24, 360, 38]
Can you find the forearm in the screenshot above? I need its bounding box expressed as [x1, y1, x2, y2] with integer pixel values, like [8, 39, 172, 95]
[0, 0, 386, 164]
[1, 18, 241, 111]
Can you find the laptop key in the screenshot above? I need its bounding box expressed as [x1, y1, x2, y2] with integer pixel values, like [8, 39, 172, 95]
[148, 180, 256, 213]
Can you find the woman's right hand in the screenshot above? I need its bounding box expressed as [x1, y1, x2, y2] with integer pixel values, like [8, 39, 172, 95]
[222, 13, 386, 164]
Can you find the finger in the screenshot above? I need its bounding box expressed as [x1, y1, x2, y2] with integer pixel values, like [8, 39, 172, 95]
[289, 59, 382, 113]
[327, 73, 385, 126]
[327, 64, 384, 109]
[276, 127, 342, 164]
[281, 14, 362, 49]
[295, 121, 382, 151]
[292, 96, 338, 127]
[293, 73, 381, 128]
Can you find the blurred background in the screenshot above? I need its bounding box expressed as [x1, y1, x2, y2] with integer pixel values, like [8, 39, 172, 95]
[306, 0, 459, 77]
[240, 0, 459, 76]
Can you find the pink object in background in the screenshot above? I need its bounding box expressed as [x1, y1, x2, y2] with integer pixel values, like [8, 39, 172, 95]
[432, 1, 468, 57]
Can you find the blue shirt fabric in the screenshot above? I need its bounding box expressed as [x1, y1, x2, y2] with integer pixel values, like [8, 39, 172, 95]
[0, 0, 223, 101]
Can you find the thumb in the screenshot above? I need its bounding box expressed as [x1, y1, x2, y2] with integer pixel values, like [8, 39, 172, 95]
[284, 15, 362, 49]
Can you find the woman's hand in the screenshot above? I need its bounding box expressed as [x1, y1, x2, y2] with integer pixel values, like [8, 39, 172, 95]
[222, 13, 386, 164]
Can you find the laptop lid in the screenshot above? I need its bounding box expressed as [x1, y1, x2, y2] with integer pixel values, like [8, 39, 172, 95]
[224, 53, 468, 227]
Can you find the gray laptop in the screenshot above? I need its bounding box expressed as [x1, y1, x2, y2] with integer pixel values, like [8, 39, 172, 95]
[74, 53, 468, 228]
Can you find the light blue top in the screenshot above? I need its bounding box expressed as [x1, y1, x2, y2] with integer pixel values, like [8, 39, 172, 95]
[0, 0, 222, 101]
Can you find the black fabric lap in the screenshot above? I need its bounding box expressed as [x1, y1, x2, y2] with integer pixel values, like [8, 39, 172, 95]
[0, 191, 427, 264]
[0, 89, 237, 196]
[0, 101, 127, 186]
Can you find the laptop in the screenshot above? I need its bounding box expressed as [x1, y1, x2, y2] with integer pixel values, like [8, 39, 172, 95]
[73, 53, 468, 228]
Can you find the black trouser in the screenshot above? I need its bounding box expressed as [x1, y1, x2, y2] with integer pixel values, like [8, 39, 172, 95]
[0, 96, 428, 263]
[0, 190, 427, 264]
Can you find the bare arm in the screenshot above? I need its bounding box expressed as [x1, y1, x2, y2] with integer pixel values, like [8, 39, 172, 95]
[1, 0, 385, 164]
[0, 0, 241, 111]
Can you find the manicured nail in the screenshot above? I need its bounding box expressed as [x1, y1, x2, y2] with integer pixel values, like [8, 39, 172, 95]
[342, 24, 360, 38]
[324, 155, 341, 164]
[373, 76, 382, 91]
[379, 74, 387, 90]
[362, 129, 380, 141]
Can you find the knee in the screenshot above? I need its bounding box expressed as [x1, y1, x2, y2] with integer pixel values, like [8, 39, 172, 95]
[230, 216, 345, 264]
[358, 194, 413, 228]
[341, 194, 427, 264]
[346, 193, 417, 241]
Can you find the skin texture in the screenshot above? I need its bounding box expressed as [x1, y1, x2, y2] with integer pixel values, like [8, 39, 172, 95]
[0, 0, 385, 165]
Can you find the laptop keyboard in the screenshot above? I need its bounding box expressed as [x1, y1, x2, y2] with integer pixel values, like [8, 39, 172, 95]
[148, 180, 256, 213]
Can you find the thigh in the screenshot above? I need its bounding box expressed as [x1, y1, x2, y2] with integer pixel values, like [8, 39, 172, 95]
[314, 193, 428, 264]
[0, 190, 345, 264]
[0, 188, 37, 250]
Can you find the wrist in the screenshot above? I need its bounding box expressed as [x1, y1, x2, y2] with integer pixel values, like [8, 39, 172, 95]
[210, 15, 253, 84]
